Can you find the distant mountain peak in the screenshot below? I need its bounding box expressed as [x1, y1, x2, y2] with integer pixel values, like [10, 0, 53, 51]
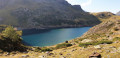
[116, 11, 120, 16]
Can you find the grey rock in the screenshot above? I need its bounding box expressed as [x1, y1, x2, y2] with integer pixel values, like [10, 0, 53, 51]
[94, 45, 101, 49]
[21, 55, 29, 58]
[39, 55, 46, 58]
[61, 56, 66, 58]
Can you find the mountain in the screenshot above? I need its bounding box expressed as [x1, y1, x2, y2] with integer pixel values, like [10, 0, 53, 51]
[91, 12, 115, 21]
[116, 11, 120, 16]
[0, 0, 100, 29]
[81, 16, 120, 39]
[0, 13, 120, 57]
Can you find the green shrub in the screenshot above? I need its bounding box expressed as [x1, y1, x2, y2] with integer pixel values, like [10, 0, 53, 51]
[34, 47, 53, 52]
[79, 38, 85, 41]
[113, 37, 120, 41]
[79, 40, 112, 47]
[79, 42, 93, 48]
[40, 48, 53, 52]
[1, 26, 22, 42]
[109, 32, 113, 34]
[0, 26, 27, 52]
[34, 47, 41, 52]
[56, 43, 72, 49]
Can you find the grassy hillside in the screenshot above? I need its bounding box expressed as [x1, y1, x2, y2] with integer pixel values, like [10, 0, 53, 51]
[0, 13, 120, 58]
[91, 12, 115, 22]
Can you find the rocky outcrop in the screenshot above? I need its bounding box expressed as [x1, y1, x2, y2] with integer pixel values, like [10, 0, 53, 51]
[92, 12, 115, 19]
[81, 15, 120, 40]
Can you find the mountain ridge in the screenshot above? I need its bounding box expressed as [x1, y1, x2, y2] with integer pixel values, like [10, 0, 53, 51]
[0, 0, 100, 29]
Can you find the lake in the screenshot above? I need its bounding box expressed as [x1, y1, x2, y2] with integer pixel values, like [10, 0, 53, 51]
[22, 27, 91, 47]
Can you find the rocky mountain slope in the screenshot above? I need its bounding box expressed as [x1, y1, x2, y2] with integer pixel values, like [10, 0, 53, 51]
[91, 12, 115, 21]
[0, 0, 100, 29]
[116, 11, 120, 16]
[0, 13, 120, 58]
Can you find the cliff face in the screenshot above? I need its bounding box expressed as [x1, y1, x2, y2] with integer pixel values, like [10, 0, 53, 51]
[0, 0, 100, 29]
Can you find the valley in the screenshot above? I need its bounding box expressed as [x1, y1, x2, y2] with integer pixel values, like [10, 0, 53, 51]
[0, 0, 120, 58]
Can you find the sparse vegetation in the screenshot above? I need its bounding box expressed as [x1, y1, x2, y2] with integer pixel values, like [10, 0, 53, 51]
[113, 37, 120, 41]
[56, 43, 72, 49]
[34, 47, 53, 52]
[79, 40, 112, 47]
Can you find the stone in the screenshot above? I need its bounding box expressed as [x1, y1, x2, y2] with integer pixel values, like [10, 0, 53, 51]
[45, 51, 50, 54]
[67, 53, 71, 55]
[48, 53, 54, 56]
[52, 56, 55, 57]
[117, 47, 120, 53]
[109, 46, 116, 48]
[106, 50, 110, 53]
[10, 54, 15, 56]
[4, 52, 10, 56]
[71, 49, 77, 52]
[21, 55, 29, 58]
[113, 41, 119, 43]
[99, 50, 103, 53]
[39, 55, 46, 58]
[6, 52, 10, 55]
[23, 51, 28, 54]
[89, 52, 101, 58]
[61, 56, 66, 58]
[81, 39, 93, 43]
[94, 45, 101, 49]
[71, 43, 76, 45]
[110, 48, 117, 53]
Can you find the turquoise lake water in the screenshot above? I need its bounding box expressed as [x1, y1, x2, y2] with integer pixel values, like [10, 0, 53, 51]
[22, 27, 91, 47]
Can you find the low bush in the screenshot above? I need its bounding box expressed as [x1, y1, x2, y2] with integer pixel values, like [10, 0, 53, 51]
[56, 43, 72, 49]
[79, 42, 93, 48]
[79, 40, 112, 47]
[113, 37, 120, 41]
[34, 47, 53, 52]
[41, 48, 53, 52]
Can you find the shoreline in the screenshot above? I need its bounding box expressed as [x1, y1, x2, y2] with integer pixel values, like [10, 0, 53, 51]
[22, 26, 92, 47]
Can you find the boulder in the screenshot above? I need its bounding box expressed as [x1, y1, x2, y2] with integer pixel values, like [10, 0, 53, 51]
[21, 55, 29, 58]
[81, 39, 93, 43]
[94, 45, 101, 49]
[45, 52, 54, 56]
[39, 55, 46, 58]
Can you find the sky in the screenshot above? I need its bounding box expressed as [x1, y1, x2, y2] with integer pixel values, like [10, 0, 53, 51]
[66, 0, 120, 14]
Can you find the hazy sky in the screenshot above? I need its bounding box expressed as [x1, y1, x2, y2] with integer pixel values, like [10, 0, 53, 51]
[66, 0, 120, 14]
